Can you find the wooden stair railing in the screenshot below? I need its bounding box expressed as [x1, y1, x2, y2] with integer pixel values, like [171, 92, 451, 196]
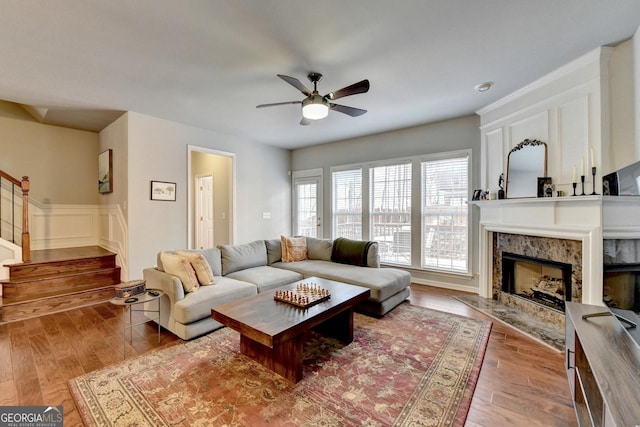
[0, 169, 30, 262]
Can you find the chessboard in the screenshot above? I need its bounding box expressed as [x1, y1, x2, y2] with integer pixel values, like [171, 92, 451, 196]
[273, 282, 331, 308]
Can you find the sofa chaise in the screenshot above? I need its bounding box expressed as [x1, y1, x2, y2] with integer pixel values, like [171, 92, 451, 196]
[143, 237, 411, 340]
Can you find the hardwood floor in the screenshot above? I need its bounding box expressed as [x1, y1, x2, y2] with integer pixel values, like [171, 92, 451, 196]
[409, 285, 577, 426]
[0, 284, 577, 426]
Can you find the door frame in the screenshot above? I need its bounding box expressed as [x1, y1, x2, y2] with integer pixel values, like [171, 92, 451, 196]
[187, 145, 236, 249]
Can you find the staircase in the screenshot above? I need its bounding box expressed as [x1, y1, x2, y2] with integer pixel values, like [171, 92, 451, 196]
[1, 246, 121, 323]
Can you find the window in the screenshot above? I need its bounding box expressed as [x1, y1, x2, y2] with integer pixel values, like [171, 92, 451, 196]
[332, 168, 362, 239]
[327, 150, 470, 275]
[421, 155, 469, 273]
[370, 163, 412, 265]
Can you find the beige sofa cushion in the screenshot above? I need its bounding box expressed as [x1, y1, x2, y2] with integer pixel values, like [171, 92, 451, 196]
[176, 250, 215, 285]
[173, 277, 257, 324]
[306, 237, 333, 261]
[157, 248, 223, 276]
[220, 240, 268, 275]
[272, 259, 410, 302]
[160, 251, 200, 292]
[265, 239, 282, 265]
[226, 266, 303, 293]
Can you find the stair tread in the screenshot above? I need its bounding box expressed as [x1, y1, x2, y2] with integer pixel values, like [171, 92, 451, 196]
[2, 267, 121, 285]
[0, 287, 117, 323]
[1, 284, 117, 306]
[25, 246, 116, 264]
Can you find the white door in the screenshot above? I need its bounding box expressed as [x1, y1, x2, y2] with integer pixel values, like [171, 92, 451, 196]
[293, 170, 323, 238]
[196, 175, 214, 249]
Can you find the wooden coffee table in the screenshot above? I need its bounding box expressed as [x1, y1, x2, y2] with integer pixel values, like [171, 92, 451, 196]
[211, 277, 370, 383]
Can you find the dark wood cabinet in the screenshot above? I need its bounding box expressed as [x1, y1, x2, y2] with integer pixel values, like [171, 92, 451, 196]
[565, 302, 640, 426]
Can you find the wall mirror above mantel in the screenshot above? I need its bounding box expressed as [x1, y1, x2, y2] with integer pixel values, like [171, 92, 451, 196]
[506, 139, 547, 198]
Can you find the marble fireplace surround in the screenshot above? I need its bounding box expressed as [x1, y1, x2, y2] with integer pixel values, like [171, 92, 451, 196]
[493, 234, 582, 305]
[476, 196, 640, 308]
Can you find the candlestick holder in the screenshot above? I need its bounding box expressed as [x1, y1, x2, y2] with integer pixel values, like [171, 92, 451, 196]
[572, 182, 577, 196]
[581, 175, 586, 196]
[590, 166, 598, 195]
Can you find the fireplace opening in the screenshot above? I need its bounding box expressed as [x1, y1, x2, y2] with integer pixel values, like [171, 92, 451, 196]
[502, 252, 572, 312]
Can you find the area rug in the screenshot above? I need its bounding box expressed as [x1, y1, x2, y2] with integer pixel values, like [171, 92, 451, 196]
[69, 303, 491, 426]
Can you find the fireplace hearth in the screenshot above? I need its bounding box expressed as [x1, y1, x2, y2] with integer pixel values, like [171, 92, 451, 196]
[502, 252, 572, 312]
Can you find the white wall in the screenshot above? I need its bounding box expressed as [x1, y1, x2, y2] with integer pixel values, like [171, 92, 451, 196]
[634, 25, 640, 158]
[0, 102, 99, 204]
[291, 115, 481, 292]
[125, 112, 291, 279]
[99, 114, 129, 216]
[610, 39, 635, 170]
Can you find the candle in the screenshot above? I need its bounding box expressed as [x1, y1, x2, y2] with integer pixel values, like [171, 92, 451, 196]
[573, 166, 576, 182]
[590, 147, 595, 168]
[581, 157, 585, 175]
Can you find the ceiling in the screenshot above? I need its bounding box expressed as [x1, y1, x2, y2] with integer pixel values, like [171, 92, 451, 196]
[1, 1, 640, 149]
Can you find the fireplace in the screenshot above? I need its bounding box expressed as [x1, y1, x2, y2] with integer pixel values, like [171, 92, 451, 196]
[475, 197, 640, 330]
[502, 252, 572, 312]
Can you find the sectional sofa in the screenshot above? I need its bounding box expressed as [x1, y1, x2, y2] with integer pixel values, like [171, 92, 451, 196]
[143, 237, 411, 340]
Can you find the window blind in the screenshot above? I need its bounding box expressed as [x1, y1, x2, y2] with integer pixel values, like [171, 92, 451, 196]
[332, 169, 362, 240]
[370, 163, 412, 265]
[421, 156, 469, 273]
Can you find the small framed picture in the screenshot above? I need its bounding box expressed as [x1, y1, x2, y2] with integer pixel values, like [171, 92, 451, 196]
[98, 149, 113, 194]
[472, 189, 482, 201]
[537, 177, 552, 198]
[150, 181, 176, 201]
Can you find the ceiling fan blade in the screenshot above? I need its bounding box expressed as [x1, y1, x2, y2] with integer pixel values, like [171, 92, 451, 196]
[256, 101, 301, 108]
[300, 117, 312, 126]
[326, 79, 370, 100]
[330, 103, 367, 117]
[277, 74, 312, 96]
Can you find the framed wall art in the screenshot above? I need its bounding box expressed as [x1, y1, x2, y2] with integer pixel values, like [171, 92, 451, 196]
[98, 149, 113, 194]
[150, 180, 176, 201]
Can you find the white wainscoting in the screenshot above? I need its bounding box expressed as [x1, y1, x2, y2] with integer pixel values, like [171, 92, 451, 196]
[0, 201, 128, 281]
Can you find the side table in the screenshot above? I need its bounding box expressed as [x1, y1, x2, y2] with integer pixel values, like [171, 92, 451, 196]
[110, 289, 163, 358]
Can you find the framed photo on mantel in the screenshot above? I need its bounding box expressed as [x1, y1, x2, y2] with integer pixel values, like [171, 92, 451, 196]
[537, 177, 553, 198]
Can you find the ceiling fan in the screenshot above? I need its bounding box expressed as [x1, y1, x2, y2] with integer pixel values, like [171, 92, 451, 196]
[256, 72, 370, 125]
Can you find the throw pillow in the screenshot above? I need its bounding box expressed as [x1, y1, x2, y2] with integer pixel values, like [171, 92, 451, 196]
[281, 235, 307, 262]
[160, 251, 200, 292]
[306, 237, 333, 261]
[176, 250, 215, 285]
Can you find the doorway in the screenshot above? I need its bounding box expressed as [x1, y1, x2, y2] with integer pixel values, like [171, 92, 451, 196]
[292, 169, 323, 238]
[188, 146, 234, 249]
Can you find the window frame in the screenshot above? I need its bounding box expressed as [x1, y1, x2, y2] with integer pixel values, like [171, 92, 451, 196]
[328, 150, 472, 276]
[419, 150, 471, 275]
[330, 165, 364, 240]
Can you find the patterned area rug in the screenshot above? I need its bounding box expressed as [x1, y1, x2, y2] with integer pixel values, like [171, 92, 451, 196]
[69, 303, 491, 426]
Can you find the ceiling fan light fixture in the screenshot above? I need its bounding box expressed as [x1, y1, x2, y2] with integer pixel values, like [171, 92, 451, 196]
[302, 95, 329, 120]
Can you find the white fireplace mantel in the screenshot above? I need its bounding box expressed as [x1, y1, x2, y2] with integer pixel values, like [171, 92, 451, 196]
[473, 196, 640, 306]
